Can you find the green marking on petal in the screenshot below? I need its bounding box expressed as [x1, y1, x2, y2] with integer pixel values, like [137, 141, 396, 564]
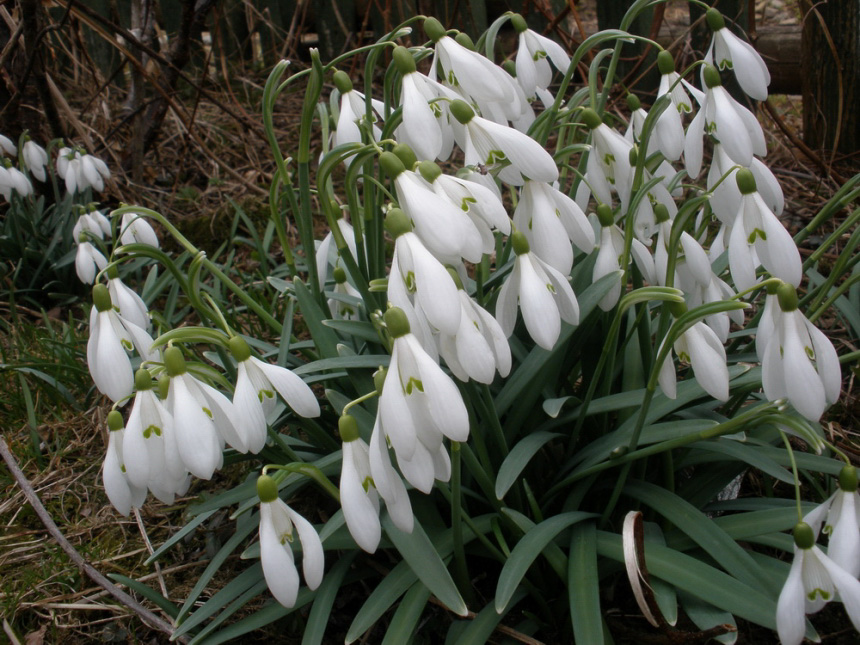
[603, 152, 615, 166]
[533, 50, 548, 62]
[121, 338, 134, 351]
[461, 196, 476, 211]
[405, 377, 424, 394]
[405, 271, 416, 293]
[258, 388, 275, 403]
[679, 351, 691, 363]
[362, 475, 373, 493]
[747, 228, 767, 244]
[546, 282, 556, 294]
[486, 149, 508, 165]
[805, 345, 815, 360]
[203, 407, 213, 419]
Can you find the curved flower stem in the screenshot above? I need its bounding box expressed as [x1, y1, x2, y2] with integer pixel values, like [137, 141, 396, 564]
[780, 432, 804, 522]
[262, 462, 341, 503]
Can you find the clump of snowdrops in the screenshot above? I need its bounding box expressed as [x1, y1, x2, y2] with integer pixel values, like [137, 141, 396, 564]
[82, 3, 860, 643]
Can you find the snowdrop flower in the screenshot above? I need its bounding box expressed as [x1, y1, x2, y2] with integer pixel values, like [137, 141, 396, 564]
[755, 284, 781, 361]
[119, 211, 159, 248]
[376, 307, 468, 493]
[58, 147, 110, 193]
[705, 9, 770, 101]
[22, 139, 48, 182]
[392, 46, 455, 162]
[652, 206, 711, 292]
[382, 152, 484, 263]
[73, 208, 112, 241]
[228, 335, 320, 454]
[338, 414, 382, 553]
[103, 410, 146, 516]
[425, 18, 522, 120]
[437, 271, 511, 384]
[657, 304, 731, 402]
[122, 369, 189, 504]
[763, 283, 841, 422]
[368, 410, 414, 533]
[385, 208, 462, 346]
[0, 161, 32, 199]
[106, 267, 150, 330]
[581, 108, 634, 211]
[332, 71, 382, 152]
[803, 466, 860, 578]
[328, 267, 362, 320]
[728, 169, 801, 291]
[75, 239, 108, 284]
[316, 210, 358, 289]
[0, 133, 16, 156]
[87, 284, 156, 402]
[256, 474, 324, 608]
[163, 346, 248, 479]
[625, 91, 685, 164]
[496, 231, 579, 350]
[449, 99, 558, 187]
[684, 65, 766, 179]
[419, 160, 511, 255]
[708, 145, 784, 226]
[592, 205, 655, 311]
[776, 521, 860, 645]
[510, 13, 570, 100]
[513, 180, 594, 275]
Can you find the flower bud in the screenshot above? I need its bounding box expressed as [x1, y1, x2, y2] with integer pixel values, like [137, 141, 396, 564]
[510, 13, 528, 34]
[383, 307, 411, 338]
[333, 267, 347, 284]
[424, 17, 446, 42]
[392, 143, 417, 170]
[256, 474, 279, 503]
[384, 208, 412, 238]
[596, 203, 615, 227]
[338, 414, 360, 442]
[92, 284, 112, 312]
[581, 108, 603, 130]
[449, 99, 475, 125]
[511, 230, 530, 255]
[134, 368, 154, 392]
[839, 465, 858, 492]
[392, 46, 416, 75]
[736, 168, 757, 195]
[163, 346, 187, 377]
[657, 50, 675, 75]
[454, 32, 475, 50]
[792, 522, 815, 550]
[379, 151, 405, 179]
[229, 335, 252, 362]
[706, 8, 726, 31]
[107, 409, 124, 432]
[333, 70, 353, 94]
[417, 160, 442, 183]
[776, 283, 798, 312]
[703, 64, 722, 89]
[626, 94, 641, 111]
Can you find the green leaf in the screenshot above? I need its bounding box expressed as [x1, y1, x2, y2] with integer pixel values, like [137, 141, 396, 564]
[568, 522, 603, 644]
[495, 511, 595, 613]
[107, 574, 180, 619]
[596, 531, 778, 630]
[684, 439, 794, 484]
[173, 564, 265, 638]
[322, 319, 382, 344]
[458, 589, 527, 644]
[194, 589, 314, 645]
[495, 432, 562, 500]
[382, 513, 467, 617]
[293, 354, 390, 375]
[345, 560, 417, 643]
[679, 591, 737, 644]
[302, 553, 357, 645]
[146, 511, 216, 564]
[623, 481, 772, 595]
[380, 582, 432, 645]
[294, 278, 339, 357]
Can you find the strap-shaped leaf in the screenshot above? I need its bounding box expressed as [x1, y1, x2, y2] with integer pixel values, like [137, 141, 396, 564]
[495, 432, 562, 500]
[107, 573, 180, 619]
[682, 439, 794, 484]
[382, 513, 467, 617]
[302, 553, 357, 645]
[496, 511, 594, 613]
[380, 582, 432, 645]
[596, 531, 777, 630]
[146, 510, 216, 564]
[568, 522, 603, 644]
[294, 278, 339, 357]
[680, 590, 737, 645]
[345, 560, 417, 644]
[623, 482, 773, 596]
[458, 589, 527, 644]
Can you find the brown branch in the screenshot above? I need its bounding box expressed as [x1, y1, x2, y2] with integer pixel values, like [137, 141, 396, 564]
[0, 437, 186, 642]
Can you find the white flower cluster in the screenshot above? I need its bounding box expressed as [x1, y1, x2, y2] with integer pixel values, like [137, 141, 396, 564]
[308, 12, 850, 634]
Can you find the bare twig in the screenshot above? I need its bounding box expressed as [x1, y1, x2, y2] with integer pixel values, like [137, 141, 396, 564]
[0, 437, 185, 642]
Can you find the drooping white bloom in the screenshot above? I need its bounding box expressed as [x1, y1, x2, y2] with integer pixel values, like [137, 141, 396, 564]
[337, 415, 383, 553]
[122, 368, 189, 504]
[368, 418, 414, 532]
[449, 99, 558, 187]
[685, 65, 766, 179]
[657, 317, 730, 402]
[375, 307, 469, 492]
[103, 410, 147, 516]
[162, 346, 248, 479]
[513, 180, 594, 275]
[426, 18, 524, 123]
[438, 287, 511, 384]
[384, 154, 483, 264]
[776, 522, 860, 645]
[78, 152, 111, 193]
[0, 134, 16, 156]
[331, 71, 383, 153]
[107, 273, 150, 330]
[755, 289, 781, 361]
[704, 9, 770, 101]
[328, 268, 362, 320]
[496, 231, 579, 350]
[423, 161, 511, 255]
[581, 108, 634, 210]
[728, 169, 801, 291]
[316, 214, 358, 289]
[256, 475, 324, 608]
[591, 206, 655, 311]
[0, 163, 32, 199]
[119, 211, 160, 248]
[624, 92, 685, 163]
[510, 14, 570, 100]
[762, 284, 842, 422]
[229, 335, 320, 454]
[803, 470, 860, 579]
[22, 140, 48, 182]
[75, 241, 108, 284]
[87, 285, 156, 403]
[74, 209, 112, 241]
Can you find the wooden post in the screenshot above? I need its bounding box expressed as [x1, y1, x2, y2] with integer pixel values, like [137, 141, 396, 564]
[800, 0, 860, 157]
